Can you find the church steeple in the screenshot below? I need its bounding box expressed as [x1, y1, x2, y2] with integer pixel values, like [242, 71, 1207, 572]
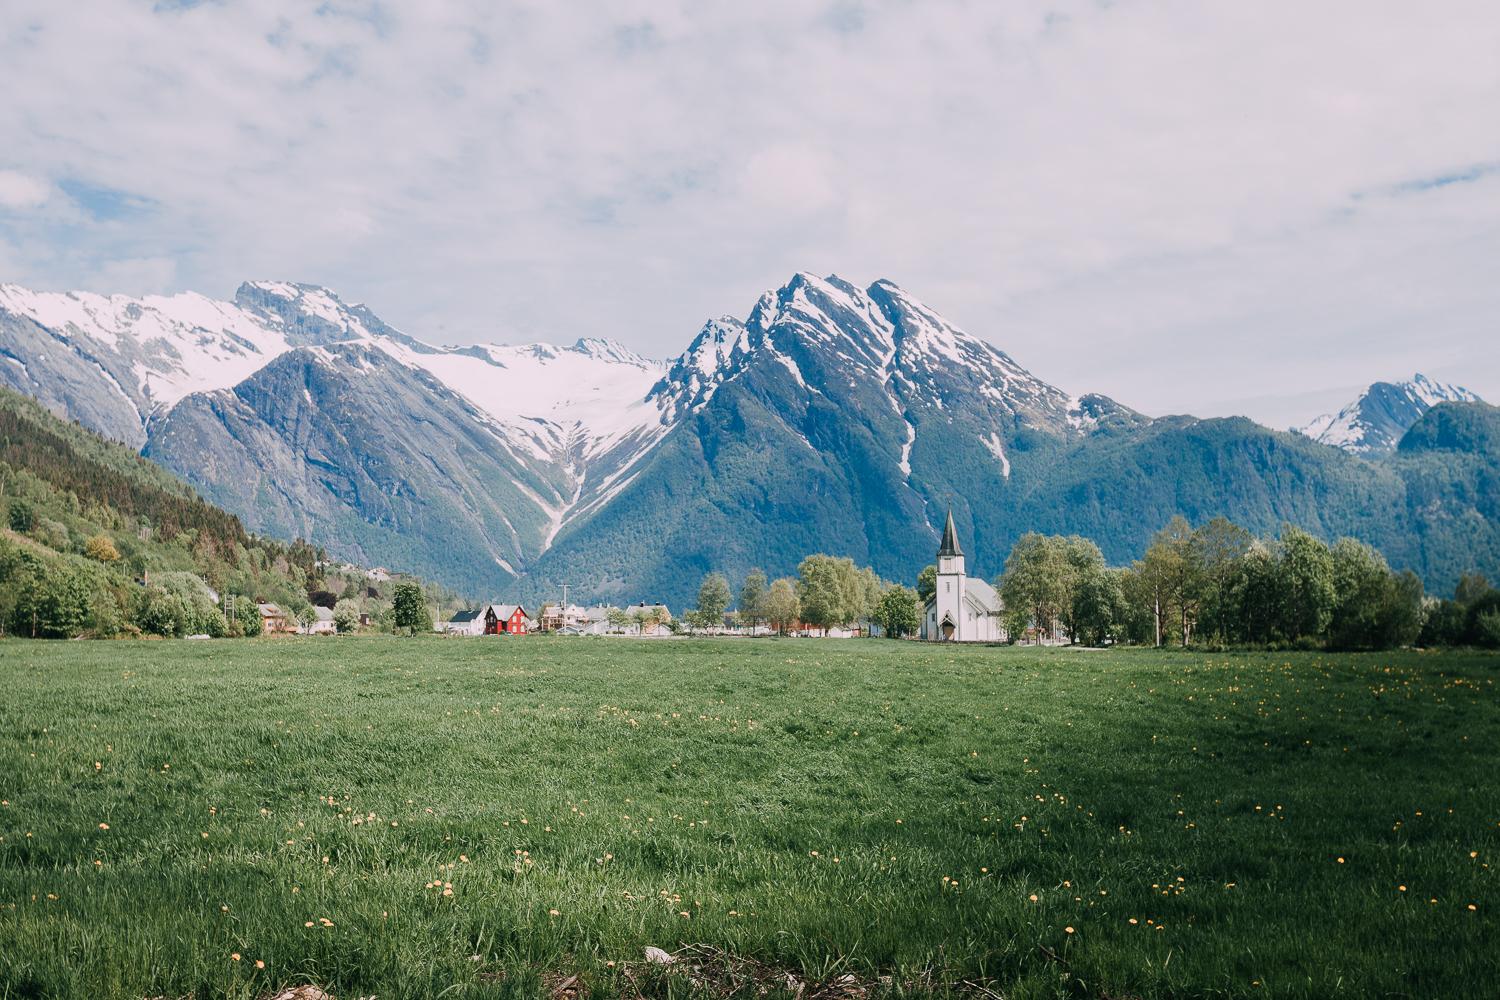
[937, 508, 963, 558]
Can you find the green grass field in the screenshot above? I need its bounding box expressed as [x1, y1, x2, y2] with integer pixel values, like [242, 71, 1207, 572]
[0, 638, 1495, 999]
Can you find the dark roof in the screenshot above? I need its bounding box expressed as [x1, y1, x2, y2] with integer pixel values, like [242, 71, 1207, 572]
[449, 609, 482, 623]
[938, 508, 963, 558]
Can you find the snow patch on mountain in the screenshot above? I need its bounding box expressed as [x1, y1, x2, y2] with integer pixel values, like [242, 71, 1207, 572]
[982, 432, 1012, 477]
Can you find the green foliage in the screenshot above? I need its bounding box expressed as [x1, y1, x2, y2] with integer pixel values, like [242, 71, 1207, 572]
[1002, 533, 1118, 644]
[1008, 514, 1442, 651]
[0, 385, 394, 640]
[333, 599, 360, 634]
[872, 585, 920, 638]
[1327, 539, 1425, 649]
[1419, 599, 1467, 647]
[738, 568, 767, 627]
[8, 497, 34, 533]
[916, 564, 936, 604]
[390, 581, 431, 635]
[1454, 572, 1491, 607]
[1474, 608, 1500, 648]
[1279, 526, 1336, 641]
[765, 576, 799, 634]
[695, 572, 731, 624]
[795, 554, 874, 633]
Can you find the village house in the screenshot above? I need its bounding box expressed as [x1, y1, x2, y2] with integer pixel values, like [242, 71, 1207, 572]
[257, 602, 289, 634]
[308, 606, 336, 635]
[440, 604, 532, 635]
[920, 510, 1005, 642]
[439, 609, 485, 636]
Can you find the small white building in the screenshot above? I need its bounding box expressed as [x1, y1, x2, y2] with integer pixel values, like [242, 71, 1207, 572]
[920, 509, 1005, 642]
[308, 606, 337, 635]
[440, 609, 486, 636]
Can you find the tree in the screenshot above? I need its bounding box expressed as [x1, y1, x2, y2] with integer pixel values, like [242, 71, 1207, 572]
[137, 586, 194, 638]
[391, 581, 431, 635]
[738, 569, 768, 630]
[84, 534, 120, 563]
[1454, 572, 1492, 607]
[1465, 592, 1500, 648]
[766, 577, 800, 635]
[333, 599, 360, 634]
[857, 566, 884, 629]
[1072, 566, 1127, 646]
[1328, 538, 1401, 649]
[606, 606, 632, 634]
[1278, 526, 1335, 641]
[1419, 599, 1467, 646]
[1058, 536, 1109, 643]
[797, 554, 860, 634]
[1229, 542, 1283, 644]
[916, 565, 937, 605]
[1000, 533, 1069, 643]
[1128, 538, 1177, 647]
[8, 498, 34, 533]
[696, 572, 731, 626]
[230, 596, 262, 637]
[296, 604, 319, 634]
[873, 586, 920, 638]
[1191, 517, 1253, 643]
[1151, 516, 1201, 646]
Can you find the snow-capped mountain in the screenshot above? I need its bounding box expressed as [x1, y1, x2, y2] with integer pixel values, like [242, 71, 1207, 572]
[4, 272, 1496, 602]
[1299, 374, 1483, 454]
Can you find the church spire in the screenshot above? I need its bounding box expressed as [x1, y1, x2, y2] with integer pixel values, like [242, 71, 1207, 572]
[937, 507, 963, 558]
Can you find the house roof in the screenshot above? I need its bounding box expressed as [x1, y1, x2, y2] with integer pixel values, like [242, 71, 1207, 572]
[448, 609, 482, 623]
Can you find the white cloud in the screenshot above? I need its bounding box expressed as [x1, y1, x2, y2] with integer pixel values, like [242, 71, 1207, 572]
[0, 171, 50, 209]
[0, 0, 1497, 423]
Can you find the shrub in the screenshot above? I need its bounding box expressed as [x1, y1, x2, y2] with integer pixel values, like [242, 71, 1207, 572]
[84, 534, 121, 563]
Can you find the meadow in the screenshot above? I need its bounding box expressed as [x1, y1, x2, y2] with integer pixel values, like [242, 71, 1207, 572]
[0, 638, 1495, 1000]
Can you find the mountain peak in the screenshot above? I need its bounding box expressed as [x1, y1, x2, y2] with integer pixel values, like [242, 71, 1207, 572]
[569, 337, 655, 367]
[1300, 373, 1483, 454]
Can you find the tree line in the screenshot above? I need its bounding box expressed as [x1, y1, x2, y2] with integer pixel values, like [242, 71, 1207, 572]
[994, 515, 1490, 650]
[685, 555, 922, 638]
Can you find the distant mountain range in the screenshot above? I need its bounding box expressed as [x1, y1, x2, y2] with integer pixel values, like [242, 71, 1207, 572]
[2, 274, 1496, 605]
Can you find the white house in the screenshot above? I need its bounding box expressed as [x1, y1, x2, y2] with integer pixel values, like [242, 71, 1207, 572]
[440, 609, 486, 636]
[920, 509, 1005, 642]
[308, 606, 337, 635]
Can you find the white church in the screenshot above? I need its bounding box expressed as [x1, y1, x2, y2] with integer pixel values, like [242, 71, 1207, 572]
[920, 509, 1006, 642]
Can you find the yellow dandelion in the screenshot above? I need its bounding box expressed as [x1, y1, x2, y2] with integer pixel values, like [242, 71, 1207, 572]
[231, 953, 241, 962]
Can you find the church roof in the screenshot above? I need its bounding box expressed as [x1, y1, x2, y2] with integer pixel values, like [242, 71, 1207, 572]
[938, 508, 963, 558]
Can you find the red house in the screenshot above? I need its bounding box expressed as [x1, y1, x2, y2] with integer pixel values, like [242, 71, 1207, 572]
[484, 604, 530, 635]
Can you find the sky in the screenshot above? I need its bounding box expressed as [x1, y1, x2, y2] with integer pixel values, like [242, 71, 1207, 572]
[1, 1, 1498, 429]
